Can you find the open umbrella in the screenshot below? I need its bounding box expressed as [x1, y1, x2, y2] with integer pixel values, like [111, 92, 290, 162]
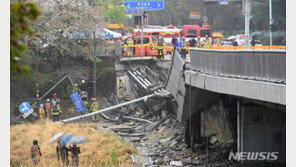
[251, 31, 263, 37]
[50, 132, 65, 144]
[59, 134, 73, 148]
[69, 136, 88, 145]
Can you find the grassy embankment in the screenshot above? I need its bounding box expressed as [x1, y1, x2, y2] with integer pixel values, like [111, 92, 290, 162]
[10, 122, 137, 167]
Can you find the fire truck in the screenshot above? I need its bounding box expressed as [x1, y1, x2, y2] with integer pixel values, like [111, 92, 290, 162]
[123, 32, 167, 57]
[182, 25, 213, 45]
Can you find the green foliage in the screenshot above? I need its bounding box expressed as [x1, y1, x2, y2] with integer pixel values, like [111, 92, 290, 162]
[10, 2, 41, 75]
[104, 5, 127, 24]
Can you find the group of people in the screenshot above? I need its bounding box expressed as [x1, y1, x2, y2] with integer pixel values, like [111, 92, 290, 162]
[73, 82, 100, 122]
[38, 93, 62, 123]
[30, 139, 81, 167]
[171, 35, 212, 59]
[56, 140, 81, 167]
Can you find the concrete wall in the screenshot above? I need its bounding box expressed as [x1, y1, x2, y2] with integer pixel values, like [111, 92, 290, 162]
[240, 105, 286, 163]
[200, 100, 234, 145]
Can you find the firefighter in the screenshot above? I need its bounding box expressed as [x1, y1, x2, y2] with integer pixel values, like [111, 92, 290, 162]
[30, 140, 42, 166]
[126, 37, 134, 56]
[180, 37, 187, 59]
[204, 35, 212, 47]
[118, 78, 125, 99]
[81, 91, 89, 111]
[196, 36, 203, 48]
[73, 83, 81, 94]
[39, 104, 45, 123]
[90, 98, 99, 122]
[52, 93, 62, 116]
[157, 37, 165, 60]
[51, 101, 60, 122]
[45, 99, 52, 121]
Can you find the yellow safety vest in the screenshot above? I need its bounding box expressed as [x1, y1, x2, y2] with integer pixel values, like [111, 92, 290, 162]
[118, 82, 124, 91]
[204, 39, 211, 47]
[39, 108, 45, 118]
[91, 102, 99, 112]
[127, 39, 134, 46]
[181, 41, 187, 49]
[51, 105, 59, 115]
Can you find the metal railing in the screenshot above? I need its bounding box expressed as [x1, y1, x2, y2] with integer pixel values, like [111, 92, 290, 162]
[189, 49, 286, 83]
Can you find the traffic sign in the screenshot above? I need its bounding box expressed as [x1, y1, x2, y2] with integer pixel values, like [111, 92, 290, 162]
[19, 102, 30, 113]
[190, 11, 200, 19]
[23, 108, 34, 118]
[124, 0, 164, 10]
[70, 92, 85, 113]
[219, 0, 228, 5]
[127, 9, 139, 14]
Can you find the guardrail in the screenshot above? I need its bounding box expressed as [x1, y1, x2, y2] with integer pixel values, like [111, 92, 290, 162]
[189, 49, 286, 83]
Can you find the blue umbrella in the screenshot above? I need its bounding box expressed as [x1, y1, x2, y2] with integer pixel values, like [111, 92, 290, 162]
[59, 134, 73, 148]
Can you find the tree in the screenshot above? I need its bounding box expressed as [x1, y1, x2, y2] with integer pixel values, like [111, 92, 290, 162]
[27, 0, 107, 62]
[104, 5, 126, 24]
[10, 2, 41, 75]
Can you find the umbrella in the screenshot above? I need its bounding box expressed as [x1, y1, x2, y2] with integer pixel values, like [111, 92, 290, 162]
[251, 31, 263, 37]
[59, 134, 73, 148]
[69, 136, 88, 145]
[49, 132, 65, 144]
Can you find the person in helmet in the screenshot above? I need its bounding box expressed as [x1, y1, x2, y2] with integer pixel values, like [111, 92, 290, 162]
[30, 140, 42, 165]
[196, 36, 203, 48]
[73, 83, 81, 94]
[52, 93, 62, 117]
[90, 98, 99, 122]
[51, 101, 60, 122]
[204, 35, 212, 47]
[118, 78, 125, 99]
[39, 104, 45, 123]
[180, 37, 187, 59]
[45, 99, 52, 121]
[81, 91, 89, 112]
[157, 37, 165, 60]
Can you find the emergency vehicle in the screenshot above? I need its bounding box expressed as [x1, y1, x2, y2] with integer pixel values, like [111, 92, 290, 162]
[123, 33, 167, 57]
[133, 28, 181, 54]
[182, 25, 213, 45]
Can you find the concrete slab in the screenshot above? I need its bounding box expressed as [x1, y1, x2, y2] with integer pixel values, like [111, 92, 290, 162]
[184, 70, 286, 105]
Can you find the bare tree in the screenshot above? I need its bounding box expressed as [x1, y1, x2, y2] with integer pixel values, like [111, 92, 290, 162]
[27, 0, 107, 61]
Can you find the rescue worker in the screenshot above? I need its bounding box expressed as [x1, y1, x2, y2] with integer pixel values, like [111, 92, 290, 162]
[126, 37, 134, 56]
[81, 91, 89, 112]
[51, 101, 60, 122]
[39, 104, 45, 123]
[73, 83, 81, 94]
[180, 37, 187, 59]
[90, 98, 99, 121]
[118, 78, 125, 99]
[204, 35, 212, 47]
[30, 140, 42, 166]
[45, 99, 52, 121]
[196, 37, 203, 48]
[69, 145, 81, 167]
[52, 93, 62, 116]
[56, 140, 70, 167]
[157, 37, 164, 60]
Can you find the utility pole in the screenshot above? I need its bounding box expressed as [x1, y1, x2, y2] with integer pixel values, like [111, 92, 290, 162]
[244, 0, 251, 49]
[36, 57, 39, 120]
[141, 8, 144, 56]
[269, 0, 273, 46]
[93, 0, 97, 99]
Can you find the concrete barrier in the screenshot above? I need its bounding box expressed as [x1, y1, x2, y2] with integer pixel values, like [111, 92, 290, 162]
[189, 49, 286, 83]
